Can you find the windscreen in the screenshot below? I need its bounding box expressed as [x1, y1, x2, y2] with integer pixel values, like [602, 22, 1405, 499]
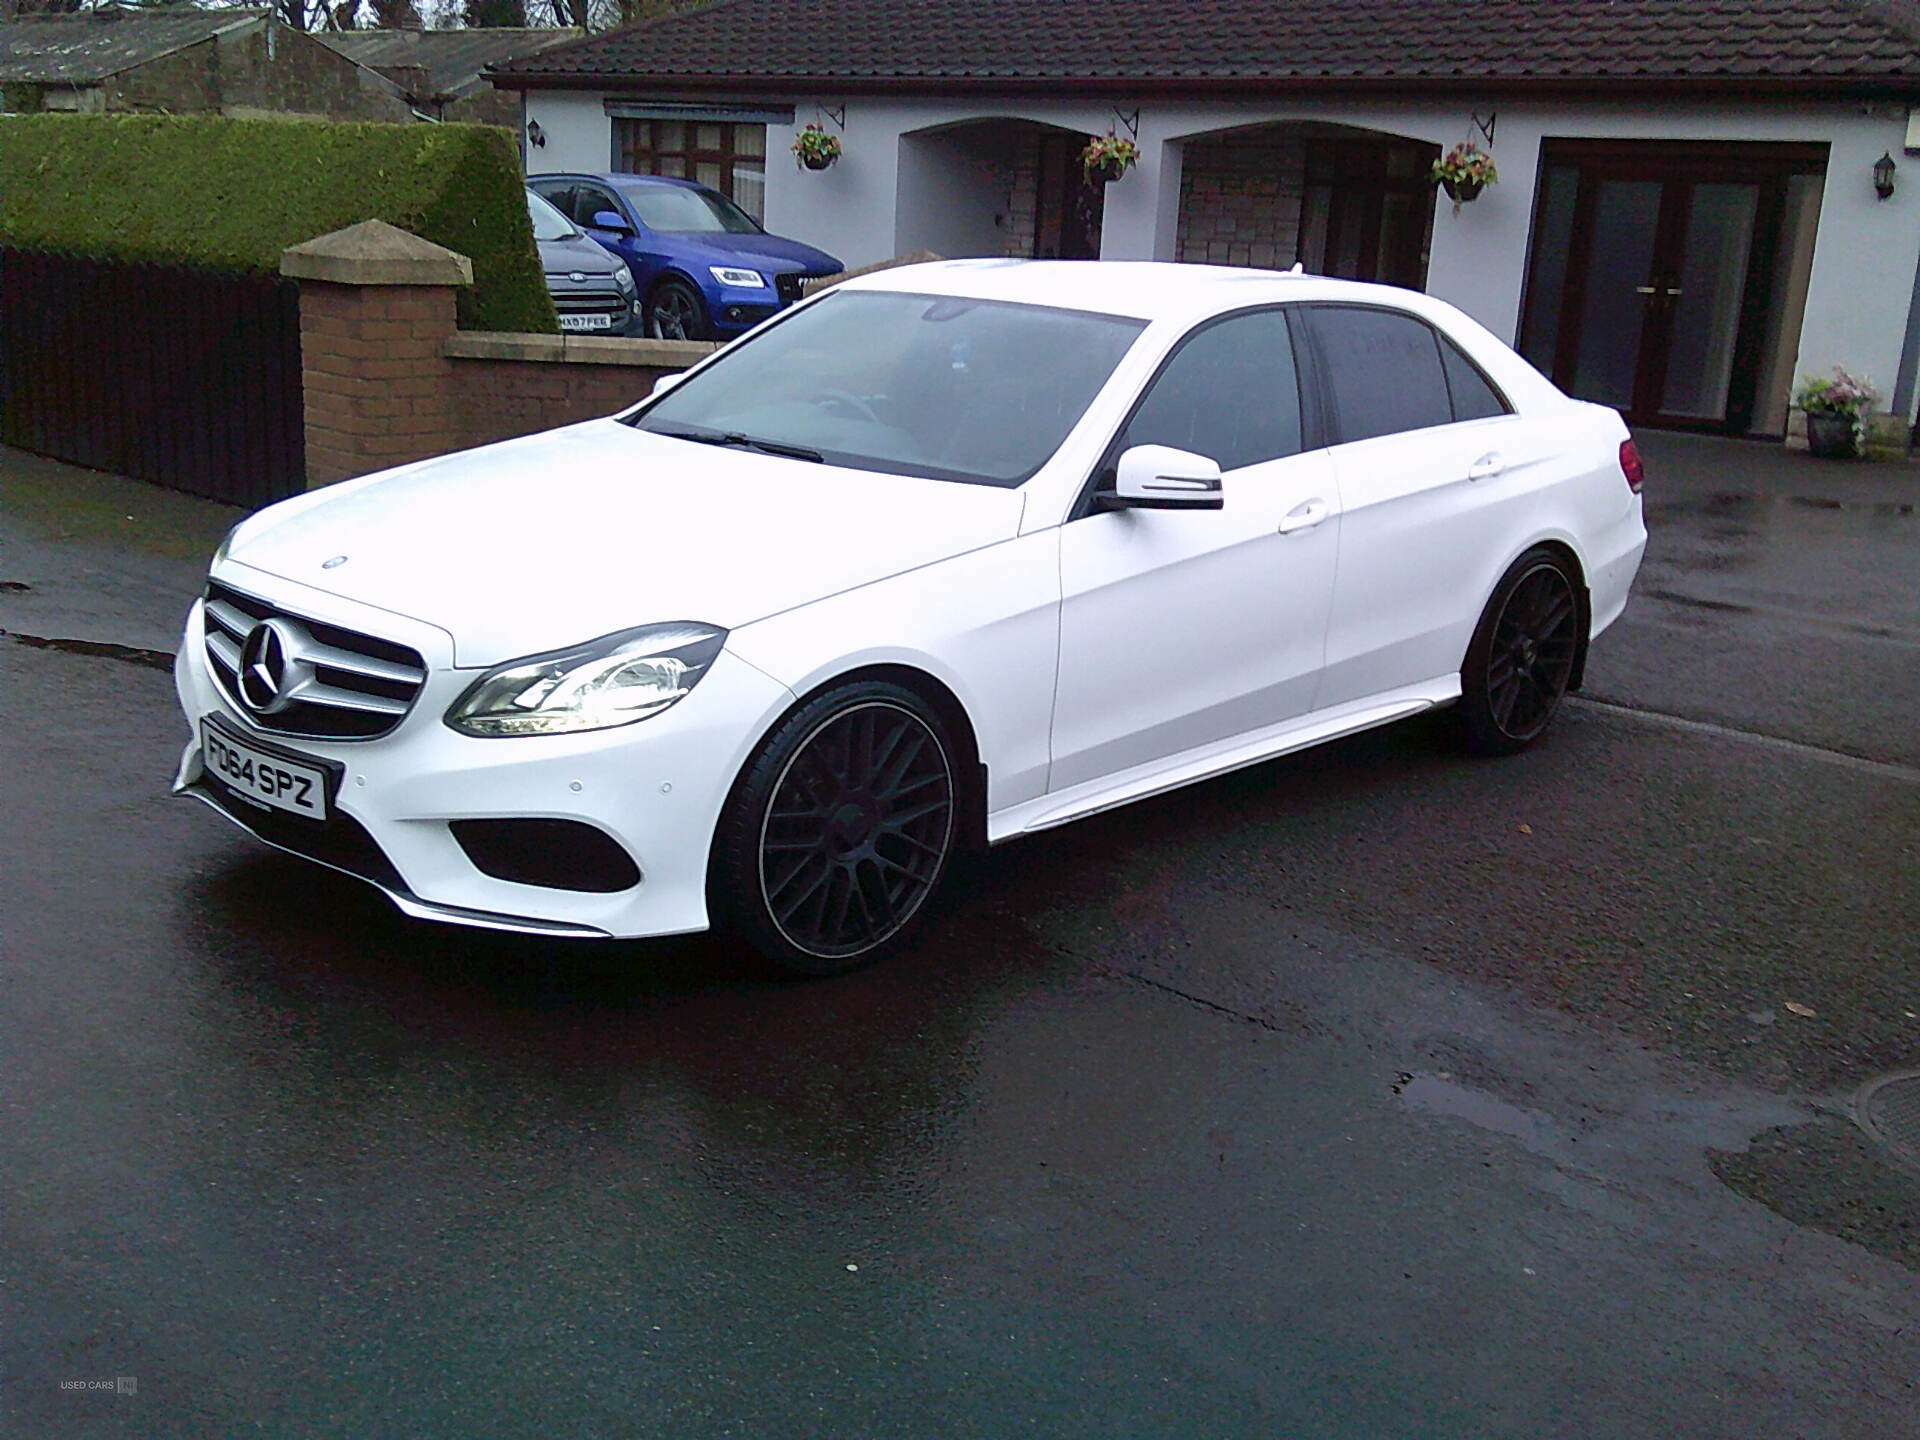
[525, 189, 577, 243]
[631, 290, 1148, 487]
[620, 183, 761, 234]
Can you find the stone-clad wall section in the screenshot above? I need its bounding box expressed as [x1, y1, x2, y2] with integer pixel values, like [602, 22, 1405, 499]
[1177, 137, 1306, 269]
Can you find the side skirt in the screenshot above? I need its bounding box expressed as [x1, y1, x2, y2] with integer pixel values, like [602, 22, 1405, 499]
[987, 675, 1461, 842]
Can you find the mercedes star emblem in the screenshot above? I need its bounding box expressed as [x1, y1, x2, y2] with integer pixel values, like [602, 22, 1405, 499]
[236, 618, 306, 714]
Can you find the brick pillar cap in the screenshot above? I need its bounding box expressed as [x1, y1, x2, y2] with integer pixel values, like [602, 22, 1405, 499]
[280, 219, 473, 287]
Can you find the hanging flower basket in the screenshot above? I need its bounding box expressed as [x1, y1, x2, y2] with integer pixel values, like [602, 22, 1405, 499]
[791, 123, 841, 172]
[1432, 142, 1497, 213]
[1081, 131, 1140, 186]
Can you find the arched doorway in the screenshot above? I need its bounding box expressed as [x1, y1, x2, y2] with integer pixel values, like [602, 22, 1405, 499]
[1177, 121, 1439, 286]
[896, 118, 1106, 261]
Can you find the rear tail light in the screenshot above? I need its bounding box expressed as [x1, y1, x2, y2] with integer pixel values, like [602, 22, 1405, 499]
[1619, 438, 1645, 494]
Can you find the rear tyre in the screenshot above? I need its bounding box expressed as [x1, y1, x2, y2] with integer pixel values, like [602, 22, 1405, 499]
[1457, 547, 1580, 756]
[712, 680, 959, 976]
[645, 276, 710, 341]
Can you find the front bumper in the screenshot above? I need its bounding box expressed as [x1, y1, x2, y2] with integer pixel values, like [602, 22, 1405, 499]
[172, 588, 795, 940]
[708, 292, 778, 336]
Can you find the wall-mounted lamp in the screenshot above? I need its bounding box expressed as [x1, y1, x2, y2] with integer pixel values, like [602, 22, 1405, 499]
[527, 119, 546, 149]
[1874, 149, 1896, 200]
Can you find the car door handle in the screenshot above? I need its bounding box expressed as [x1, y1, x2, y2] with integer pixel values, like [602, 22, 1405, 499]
[1468, 452, 1505, 482]
[1278, 498, 1331, 535]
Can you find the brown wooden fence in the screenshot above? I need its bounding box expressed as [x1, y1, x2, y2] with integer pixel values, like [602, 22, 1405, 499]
[0, 249, 305, 508]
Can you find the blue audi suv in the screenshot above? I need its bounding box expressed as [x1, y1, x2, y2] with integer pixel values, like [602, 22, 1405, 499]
[527, 172, 842, 341]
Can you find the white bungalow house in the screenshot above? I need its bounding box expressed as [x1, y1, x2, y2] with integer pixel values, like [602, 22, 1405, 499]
[491, 0, 1920, 438]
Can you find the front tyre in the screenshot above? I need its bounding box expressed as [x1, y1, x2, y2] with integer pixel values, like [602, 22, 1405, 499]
[645, 276, 711, 341]
[713, 681, 959, 976]
[1457, 547, 1581, 756]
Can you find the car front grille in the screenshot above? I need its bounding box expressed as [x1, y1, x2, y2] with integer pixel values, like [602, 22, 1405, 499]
[551, 287, 629, 317]
[201, 580, 428, 740]
[774, 270, 835, 305]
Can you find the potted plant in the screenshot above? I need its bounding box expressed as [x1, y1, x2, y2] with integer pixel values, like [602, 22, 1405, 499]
[1793, 366, 1881, 458]
[1432, 142, 1498, 211]
[1081, 130, 1140, 185]
[791, 123, 841, 172]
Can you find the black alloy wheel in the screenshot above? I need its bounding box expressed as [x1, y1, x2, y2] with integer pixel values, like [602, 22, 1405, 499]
[1458, 548, 1581, 755]
[645, 277, 710, 341]
[714, 681, 959, 975]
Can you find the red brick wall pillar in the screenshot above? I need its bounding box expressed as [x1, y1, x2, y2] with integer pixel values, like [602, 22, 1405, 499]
[280, 220, 472, 489]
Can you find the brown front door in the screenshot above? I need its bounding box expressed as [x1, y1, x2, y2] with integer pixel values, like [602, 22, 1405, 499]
[1036, 134, 1104, 259]
[1295, 138, 1438, 290]
[1518, 142, 1827, 433]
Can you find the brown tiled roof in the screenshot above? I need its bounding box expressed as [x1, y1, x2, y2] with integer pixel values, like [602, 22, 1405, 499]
[492, 0, 1920, 94]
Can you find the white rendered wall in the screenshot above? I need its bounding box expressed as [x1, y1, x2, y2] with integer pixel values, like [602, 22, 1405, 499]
[523, 91, 615, 176]
[520, 87, 1920, 404]
[894, 129, 1017, 258]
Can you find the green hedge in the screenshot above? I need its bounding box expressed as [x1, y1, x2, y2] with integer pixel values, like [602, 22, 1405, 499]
[0, 114, 556, 333]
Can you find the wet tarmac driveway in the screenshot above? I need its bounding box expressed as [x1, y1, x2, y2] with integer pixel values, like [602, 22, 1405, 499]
[4, 433, 1918, 1437]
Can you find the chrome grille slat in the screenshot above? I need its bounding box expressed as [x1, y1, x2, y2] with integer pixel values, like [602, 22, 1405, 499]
[297, 637, 425, 687]
[286, 677, 410, 716]
[207, 630, 242, 673]
[205, 598, 255, 639]
[202, 581, 426, 741]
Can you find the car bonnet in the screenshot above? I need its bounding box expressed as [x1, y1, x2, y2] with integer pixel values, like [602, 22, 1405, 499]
[218, 418, 1025, 668]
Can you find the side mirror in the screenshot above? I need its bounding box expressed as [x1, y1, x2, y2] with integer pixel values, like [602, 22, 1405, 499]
[649, 372, 687, 397]
[1103, 444, 1224, 510]
[591, 209, 634, 235]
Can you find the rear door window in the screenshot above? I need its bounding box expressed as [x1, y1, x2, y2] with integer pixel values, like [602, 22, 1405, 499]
[529, 180, 575, 219]
[1306, 305, 1454, 444]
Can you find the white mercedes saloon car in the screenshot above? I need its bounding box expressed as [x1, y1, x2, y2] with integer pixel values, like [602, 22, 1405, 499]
[174, 260, 1645, 973]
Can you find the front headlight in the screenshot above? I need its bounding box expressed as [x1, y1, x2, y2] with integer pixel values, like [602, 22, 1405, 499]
[614, 265, 636, 294]
[445, 622, 727, 737]
[709, 266, 765, 289]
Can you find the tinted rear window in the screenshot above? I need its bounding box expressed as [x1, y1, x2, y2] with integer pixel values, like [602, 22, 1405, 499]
[1310, 305, 1454, 444]
[1440, 336, 1511, 421]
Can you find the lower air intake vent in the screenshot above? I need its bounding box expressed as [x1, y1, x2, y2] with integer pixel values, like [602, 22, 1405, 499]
[450, 819, 642, 893]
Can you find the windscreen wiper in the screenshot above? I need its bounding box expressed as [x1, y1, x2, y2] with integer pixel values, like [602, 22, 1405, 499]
[652, 426, 822, 463]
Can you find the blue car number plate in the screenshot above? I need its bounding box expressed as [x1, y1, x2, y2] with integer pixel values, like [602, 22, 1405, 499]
[201, 718, 329, 820]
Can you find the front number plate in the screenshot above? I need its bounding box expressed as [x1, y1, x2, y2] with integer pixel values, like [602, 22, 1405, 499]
[559, 313, 614, 332]
[201, 719, 329, 820]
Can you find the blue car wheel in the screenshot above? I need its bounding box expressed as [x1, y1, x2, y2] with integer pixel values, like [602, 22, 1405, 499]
[645, 276, 710, 341]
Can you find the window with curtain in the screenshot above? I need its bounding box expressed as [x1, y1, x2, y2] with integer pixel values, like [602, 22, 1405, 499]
[614, 119, 768, 223]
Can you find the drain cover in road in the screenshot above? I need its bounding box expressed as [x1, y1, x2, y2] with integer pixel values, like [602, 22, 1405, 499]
[1857, 1071, 1920, 1171]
